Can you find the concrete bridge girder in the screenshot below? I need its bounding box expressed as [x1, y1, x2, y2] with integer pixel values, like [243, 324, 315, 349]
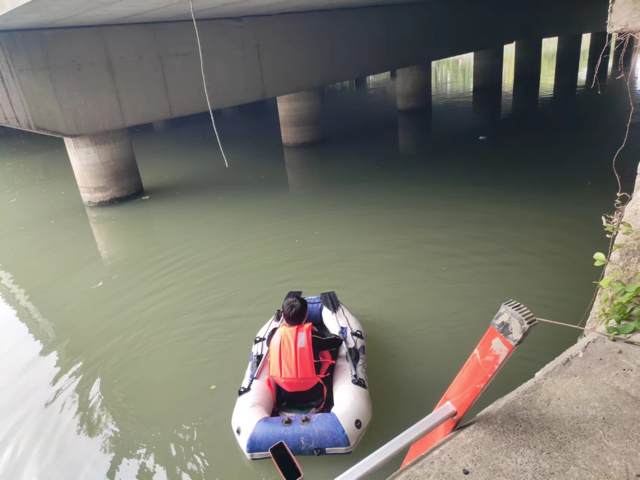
[0, 0, 607, 137]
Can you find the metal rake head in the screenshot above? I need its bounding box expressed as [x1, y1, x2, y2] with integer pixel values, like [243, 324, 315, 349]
[491, 299, 537, 345]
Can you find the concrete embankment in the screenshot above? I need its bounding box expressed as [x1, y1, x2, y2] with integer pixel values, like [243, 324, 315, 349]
[392, 168, 640, 480]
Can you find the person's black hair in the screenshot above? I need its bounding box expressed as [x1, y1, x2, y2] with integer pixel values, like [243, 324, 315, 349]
[282, 296, 308, 325]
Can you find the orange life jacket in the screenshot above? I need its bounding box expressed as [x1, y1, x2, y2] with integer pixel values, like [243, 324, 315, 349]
[268, 322, 333, 393]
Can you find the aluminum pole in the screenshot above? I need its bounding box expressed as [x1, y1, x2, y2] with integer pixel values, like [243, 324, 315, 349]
[335, 401, 457, 480]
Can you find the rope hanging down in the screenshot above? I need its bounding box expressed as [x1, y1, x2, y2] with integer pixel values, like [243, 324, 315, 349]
[187, 0, 230, 168]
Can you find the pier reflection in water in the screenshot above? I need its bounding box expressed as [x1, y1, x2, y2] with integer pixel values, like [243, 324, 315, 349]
[1, 37, 640, 480]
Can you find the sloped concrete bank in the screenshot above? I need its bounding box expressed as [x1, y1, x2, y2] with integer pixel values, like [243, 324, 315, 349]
[392, 169, 640, 480]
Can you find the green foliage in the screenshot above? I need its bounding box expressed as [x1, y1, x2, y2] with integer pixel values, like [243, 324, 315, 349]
[598, 278, 640, 335]
[593, 252, 608, 267]
[602, 215, 634, 237]
[594, 218, 640, 337]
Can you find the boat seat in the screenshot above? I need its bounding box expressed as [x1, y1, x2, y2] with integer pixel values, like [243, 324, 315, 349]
[305, 296, 324, 326]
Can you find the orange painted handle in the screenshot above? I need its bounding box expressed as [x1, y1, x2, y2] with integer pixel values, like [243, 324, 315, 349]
[402, 325, 515, 466]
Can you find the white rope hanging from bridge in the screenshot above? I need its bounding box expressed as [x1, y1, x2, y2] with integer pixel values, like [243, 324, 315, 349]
[187, 0, 230, 168]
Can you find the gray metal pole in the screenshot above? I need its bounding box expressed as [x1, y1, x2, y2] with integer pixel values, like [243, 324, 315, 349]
[335, 401, 457, 480]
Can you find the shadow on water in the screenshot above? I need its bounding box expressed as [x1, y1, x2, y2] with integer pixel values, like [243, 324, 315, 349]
[1, 36, 640, 480]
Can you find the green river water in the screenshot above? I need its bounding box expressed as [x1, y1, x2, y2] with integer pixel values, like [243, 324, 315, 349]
[1, 37, 638, 479]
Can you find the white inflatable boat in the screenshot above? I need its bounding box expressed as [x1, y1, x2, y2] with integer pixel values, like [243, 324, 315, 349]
[231, 291, 372, 459]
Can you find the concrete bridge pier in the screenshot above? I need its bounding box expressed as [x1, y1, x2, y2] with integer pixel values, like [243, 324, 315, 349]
[277, 89, 324, 146]
[612, 34, 636, 75]
[473, 47, 503, 121]
[354, 76, 367, 89]
[473, 47, 504, 94]
[513, 37, 542, 112]
[63, 129, 143, 206]
[554, 34, 582, 96]
[396, 64, 431, 111]
[587, 32, 610, 87]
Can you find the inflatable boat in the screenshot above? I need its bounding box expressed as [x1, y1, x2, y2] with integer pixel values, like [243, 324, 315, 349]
[231, 291, 372, 459]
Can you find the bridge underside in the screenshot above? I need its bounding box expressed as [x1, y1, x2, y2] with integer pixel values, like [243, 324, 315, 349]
[0, 0, 606, 137]
[0, 0, 426, 29]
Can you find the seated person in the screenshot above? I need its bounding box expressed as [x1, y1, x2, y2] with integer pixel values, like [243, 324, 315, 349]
[267, 295, 342, 411]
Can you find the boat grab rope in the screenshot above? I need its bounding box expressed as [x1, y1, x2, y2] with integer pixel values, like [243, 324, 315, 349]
[536, 317, 640, 347]
[337, 304, 359, 347]
[187, 0, 230, 168]
[238, 312, 280, 395]
[337, 304, 366, 387]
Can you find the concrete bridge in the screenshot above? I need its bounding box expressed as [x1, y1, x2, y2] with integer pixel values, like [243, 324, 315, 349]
[0, 0, 611, 205]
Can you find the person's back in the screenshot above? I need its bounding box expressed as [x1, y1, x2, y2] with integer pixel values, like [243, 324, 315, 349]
[267, 295, 342, 410]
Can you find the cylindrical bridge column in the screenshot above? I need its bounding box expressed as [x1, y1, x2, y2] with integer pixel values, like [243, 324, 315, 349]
[396, 64, 431, 111]
[554, 34, 582, 96]
[587, 32, 610, 88]
[473, 47, 504, 94]
[64, 129, 143, 206]
[473, 47, 504, 121]
[354, 76, 367, 89]
[276, 89, 323, 146]
[513, 37, 542, 112]
[612, 34, 636, 76]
